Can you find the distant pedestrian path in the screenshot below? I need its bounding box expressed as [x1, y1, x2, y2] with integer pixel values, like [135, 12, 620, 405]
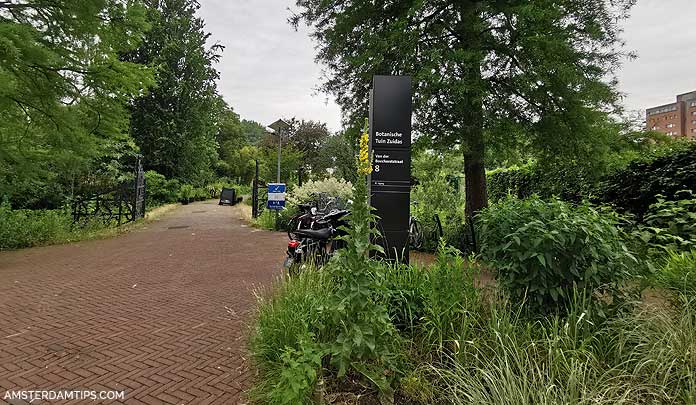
[0, 201, 286, 404]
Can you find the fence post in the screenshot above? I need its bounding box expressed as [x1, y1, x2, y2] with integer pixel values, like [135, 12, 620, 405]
[252, 159, 259, 219]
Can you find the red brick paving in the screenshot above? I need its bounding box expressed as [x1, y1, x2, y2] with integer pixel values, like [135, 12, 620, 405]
[0, 202, 287, 404]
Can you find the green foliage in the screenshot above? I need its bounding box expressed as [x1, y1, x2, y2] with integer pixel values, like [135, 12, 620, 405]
[144, 171, 181, 206]
[634, 191, 696, 253]
[313, 132, 357, 182]
[411, 150, 465, 249]
[250, 267, 336, 404]
[178, 184, 194, 203]
[0, 202, 72, 250]
[477, 197, 637, 315]
[288, 119, 331, 176]
[0, 202, 114, 250]
[487, 160, 599, 203]
[270, 339, 324, 404]
[487, 164, 538, 202]
[598, 142, 696, 219]
[655, 250, 696, 298]
[0, 0, 154, 209]
[253, 210, 279, 231]
[124, 0, 222, 182]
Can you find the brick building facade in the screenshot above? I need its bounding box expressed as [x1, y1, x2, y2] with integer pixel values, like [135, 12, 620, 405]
[646, 90, 696, 140]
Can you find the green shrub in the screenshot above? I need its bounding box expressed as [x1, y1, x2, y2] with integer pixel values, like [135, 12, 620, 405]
[250, 268, 335, 404]
[254, 210, 278, 230]
[0, 202, 114, 250]
[656, 250, 696, 297]
[635, 191, 696, 253]
[0, 202, 73, 249]
[597, 142, 696, 219]
[178, 184, 194, 203]
[477, 196, 637, 315]
[411, 150, 466, 251]
[144, 170, 180, 205]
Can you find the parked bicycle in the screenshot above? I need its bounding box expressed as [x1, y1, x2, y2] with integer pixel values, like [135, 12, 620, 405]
[283, 195, 350, 275]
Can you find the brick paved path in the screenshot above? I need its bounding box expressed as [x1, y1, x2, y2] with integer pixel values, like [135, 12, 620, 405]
[0, 202, 287, 404]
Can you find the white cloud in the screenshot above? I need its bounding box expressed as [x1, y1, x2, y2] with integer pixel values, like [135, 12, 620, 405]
[198, 0, 342, 132]
[618, 0, 696, 113]
[199, 0, 696, 131]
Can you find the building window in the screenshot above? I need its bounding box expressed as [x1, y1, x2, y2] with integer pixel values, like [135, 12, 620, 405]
[667, 123, 675, 128]
[691, 101, 696, 107]
[651, 125, 658, 130]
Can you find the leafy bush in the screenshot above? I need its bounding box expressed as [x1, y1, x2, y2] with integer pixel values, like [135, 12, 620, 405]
[286, 177, 352, 207]
[0, 202, 113, 250]
[144, 170, 180, 205]
[477, 196, 637, 315]
[597, 142, 696, 219]
[635, 191, 696, 253]
[0, 202, 72, 249]
[178, 184, 195, 203]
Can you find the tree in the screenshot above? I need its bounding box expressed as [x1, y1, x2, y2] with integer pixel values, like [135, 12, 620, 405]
[291, 0, 634, 220]
[124, 0, 222, 182]
[314, 132, 358, 181]
[288, 119, 331, 176]
[240, 119, 267, 145]
[0, 0, 154, 208]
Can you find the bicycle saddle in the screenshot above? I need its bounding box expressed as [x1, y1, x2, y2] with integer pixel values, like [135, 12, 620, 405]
[294, 227, 333, 240]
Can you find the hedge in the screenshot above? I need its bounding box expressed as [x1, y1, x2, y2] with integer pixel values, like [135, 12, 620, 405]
[596, 143, 696, 219]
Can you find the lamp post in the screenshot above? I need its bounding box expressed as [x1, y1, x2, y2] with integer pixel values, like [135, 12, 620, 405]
[268, 119, 291, 183]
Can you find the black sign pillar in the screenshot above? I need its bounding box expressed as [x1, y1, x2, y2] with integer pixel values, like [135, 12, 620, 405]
[368, 75, 412, 263]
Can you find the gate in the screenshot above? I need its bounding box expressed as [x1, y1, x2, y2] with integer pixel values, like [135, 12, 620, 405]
[72, 157, 147, 226]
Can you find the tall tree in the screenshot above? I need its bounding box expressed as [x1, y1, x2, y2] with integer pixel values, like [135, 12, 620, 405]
[240, 119, 267, 145]
[0, 0, 154, 208]
[289, 119, 331, 175]
[124, 0, 222, 182]
[291, 0, 634, 220]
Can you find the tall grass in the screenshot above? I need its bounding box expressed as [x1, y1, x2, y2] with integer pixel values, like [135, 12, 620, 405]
[435, 295, 696, 404]
[249, 267, 335, 403]
[656, 250, 696, 297]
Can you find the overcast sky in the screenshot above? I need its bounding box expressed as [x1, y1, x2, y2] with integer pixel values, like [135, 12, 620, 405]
[199, 0, 696, 133]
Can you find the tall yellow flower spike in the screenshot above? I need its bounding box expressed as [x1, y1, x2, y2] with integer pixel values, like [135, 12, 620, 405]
[358, 118, 372, 175]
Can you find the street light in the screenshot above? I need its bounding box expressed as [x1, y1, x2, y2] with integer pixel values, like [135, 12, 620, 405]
[268, 119, 291, 183]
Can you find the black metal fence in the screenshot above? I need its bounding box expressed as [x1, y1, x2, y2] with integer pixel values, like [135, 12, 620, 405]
[71, 158, 146, 226]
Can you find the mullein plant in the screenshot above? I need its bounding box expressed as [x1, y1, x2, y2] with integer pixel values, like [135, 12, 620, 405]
[318, 118, 400, 401]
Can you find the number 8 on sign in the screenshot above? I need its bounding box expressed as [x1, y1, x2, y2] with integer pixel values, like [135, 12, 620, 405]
[374, 165, 380, 172]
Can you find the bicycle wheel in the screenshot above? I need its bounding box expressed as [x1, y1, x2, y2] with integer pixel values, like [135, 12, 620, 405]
[409, 218, 424, 250]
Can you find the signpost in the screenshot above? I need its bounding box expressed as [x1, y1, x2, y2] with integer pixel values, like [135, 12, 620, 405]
[267, 183, 286, 210]
[368, 75, 412, 263]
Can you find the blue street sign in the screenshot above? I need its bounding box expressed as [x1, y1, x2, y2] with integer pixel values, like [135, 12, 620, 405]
[267, 183, 286, 210]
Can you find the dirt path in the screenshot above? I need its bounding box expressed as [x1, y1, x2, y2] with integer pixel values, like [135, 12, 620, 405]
[0, 201, 287, 404]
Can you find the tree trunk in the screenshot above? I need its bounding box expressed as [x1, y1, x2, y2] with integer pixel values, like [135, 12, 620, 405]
[464, 127, 488, 221]
[457, 2, 488, 222]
